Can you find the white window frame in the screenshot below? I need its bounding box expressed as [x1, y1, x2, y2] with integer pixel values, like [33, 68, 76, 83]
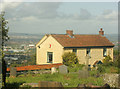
[47, 52, 53, 63]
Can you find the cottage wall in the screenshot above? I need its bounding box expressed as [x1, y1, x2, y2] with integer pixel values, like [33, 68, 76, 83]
[63, 47, 113, 65]
[36, 36, 63, 64]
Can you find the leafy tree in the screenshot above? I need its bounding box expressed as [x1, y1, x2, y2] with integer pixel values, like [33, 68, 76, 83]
[0, 11, 9, 87]
[27, 53, 36, 65]
[113, 49, 119, 55]
[113, 53, 120, 73]
[62, 52, 79, 67]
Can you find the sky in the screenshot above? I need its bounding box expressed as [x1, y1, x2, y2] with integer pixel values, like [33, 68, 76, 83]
[1, 1, 118, 34]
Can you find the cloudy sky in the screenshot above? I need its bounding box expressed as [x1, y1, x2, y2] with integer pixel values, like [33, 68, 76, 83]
[1, 1, 118, 34]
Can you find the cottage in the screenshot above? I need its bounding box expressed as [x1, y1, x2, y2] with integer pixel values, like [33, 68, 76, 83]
[36, 28, 114, 66]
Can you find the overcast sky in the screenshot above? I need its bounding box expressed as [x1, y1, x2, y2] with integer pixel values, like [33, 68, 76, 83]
[1, 2, 118, 34]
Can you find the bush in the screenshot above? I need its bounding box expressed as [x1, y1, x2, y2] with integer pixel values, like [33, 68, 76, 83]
[97, 64, 105, 73]
[102, 55, 112, 66]
[62, 52, 79, 67]
[89, 70, 98, 77]
[113, 54, 120, 68]
[68, 64, 85, 72]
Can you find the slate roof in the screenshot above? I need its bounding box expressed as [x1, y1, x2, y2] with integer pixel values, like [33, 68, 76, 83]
[51, 34, 114, 47]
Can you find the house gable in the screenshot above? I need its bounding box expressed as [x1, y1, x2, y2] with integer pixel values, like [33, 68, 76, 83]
[36, 35, 49, 47]
[36, 35, 64, 64]
[40, 35, 63, 48]
[36, 35, 63, 48]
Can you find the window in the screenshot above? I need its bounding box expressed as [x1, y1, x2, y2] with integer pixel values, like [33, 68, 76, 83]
[103, 48, 107, 57]
[73, 49, 77, 55]
[47, 52, 53, 63]
[86, 48, 91, 56]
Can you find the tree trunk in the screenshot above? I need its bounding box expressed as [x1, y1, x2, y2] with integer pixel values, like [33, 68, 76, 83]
[2, 58, 6, 87]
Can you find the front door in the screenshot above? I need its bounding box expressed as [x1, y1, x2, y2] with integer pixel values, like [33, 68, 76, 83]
[47, 52, 53, 63]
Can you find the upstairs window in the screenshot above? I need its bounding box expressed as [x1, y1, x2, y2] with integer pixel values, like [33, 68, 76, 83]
[73, 49, 77, 55]
[86, 48, 91, 56]
[103, 48, 107, 57]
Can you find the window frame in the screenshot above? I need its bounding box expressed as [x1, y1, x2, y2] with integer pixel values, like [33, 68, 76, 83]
[47, 52, 53, 63]
[73, 48, 77, 55]
[86, 48, 91, 56]
[103, 48, 107, 57]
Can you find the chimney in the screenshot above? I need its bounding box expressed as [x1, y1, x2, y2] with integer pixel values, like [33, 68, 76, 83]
[99, 28, 104, 36]
[66, 30, 73, 37]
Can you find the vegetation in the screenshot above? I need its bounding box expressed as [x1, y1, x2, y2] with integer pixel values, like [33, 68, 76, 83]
[62, 52, 79, 67]
[97, 64, 105, 73]
[113, 49, 119, 55]
[27, 53, 36, 65]
[6, 73, 104, 87]
[6, 58, 119, 88]
[68, 64, 85, 72]
[10, 53, 36, 67]
[102, 55, 112, 66]
[0, 11, 9, 87]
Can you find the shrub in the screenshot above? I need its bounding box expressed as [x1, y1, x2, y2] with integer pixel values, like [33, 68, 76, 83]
[113, 54, 120, 68]
[68, 64, 85, 72]
[102, 55, 112, 66]
[97, 64, 105, 73]
[89, 70, 98, 77]
[62, 52, 79, 67]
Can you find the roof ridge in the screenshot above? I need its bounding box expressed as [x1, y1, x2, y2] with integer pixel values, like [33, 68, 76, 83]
[51, 34, 101, 35]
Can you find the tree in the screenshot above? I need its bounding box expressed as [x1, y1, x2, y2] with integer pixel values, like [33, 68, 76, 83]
[0, 11, 9, 87]
[113, 53, 120, 73]
[62, 52, 79, 67]
[27, 53, 36, 65]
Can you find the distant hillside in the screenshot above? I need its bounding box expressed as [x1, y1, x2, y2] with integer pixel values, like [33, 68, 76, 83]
[8, 32, 118, 42]
[7, 33, 45, 47]
[8, 32, 45, 38]
[7, 33, 118, 47]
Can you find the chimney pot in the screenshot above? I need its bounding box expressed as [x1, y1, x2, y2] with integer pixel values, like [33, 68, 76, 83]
[66, 30, 73, 36]
[99, 28, 104, 36]
[100, 28, 103, 31]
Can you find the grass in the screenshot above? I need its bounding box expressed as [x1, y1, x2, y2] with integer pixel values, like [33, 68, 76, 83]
[6, 64, 118, 88]
[6, 72, 104, 87]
